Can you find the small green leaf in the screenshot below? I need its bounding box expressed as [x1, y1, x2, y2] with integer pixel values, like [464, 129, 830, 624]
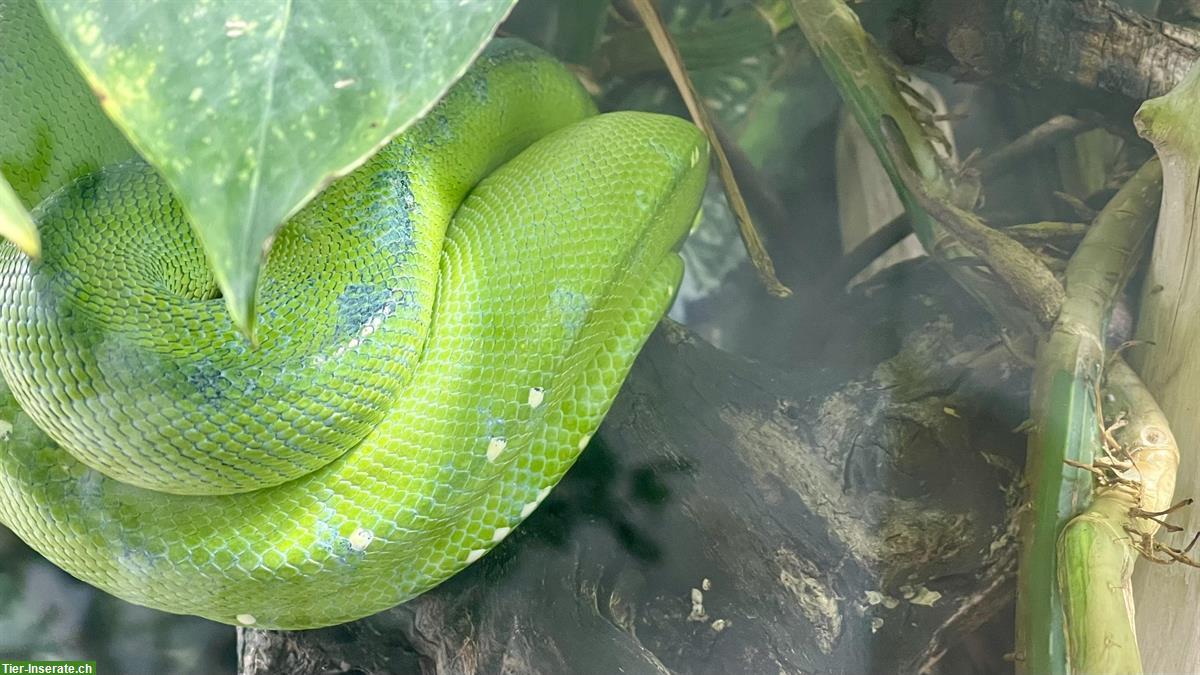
[0, 0, 135, 210]
[37, 0, 517, 336]
[0, 173, 39, 257]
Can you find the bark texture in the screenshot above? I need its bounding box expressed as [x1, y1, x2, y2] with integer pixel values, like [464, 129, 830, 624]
[888, 0, 1200, 107]
[240, 265, 1025, 675]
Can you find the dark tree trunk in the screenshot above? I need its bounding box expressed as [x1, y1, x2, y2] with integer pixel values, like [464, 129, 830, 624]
[239, 264, 1027, 675]
[887, 0, 1200, 118]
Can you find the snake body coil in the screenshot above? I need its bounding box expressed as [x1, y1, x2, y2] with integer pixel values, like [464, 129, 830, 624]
[0, 40, 708, 628]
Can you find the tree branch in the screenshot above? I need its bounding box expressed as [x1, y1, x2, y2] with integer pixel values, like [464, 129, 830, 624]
[888, 0, 1200, 105]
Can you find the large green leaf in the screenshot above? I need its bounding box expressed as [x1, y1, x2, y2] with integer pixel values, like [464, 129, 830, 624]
[37, 0, 517, 335]
[0, 0, 136, 255]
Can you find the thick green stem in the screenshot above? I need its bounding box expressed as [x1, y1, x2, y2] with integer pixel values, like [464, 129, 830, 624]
[1058, 358, 1179, 675]
[786, 0, 948, 245]
[1020, 159, 1162, 675]
[788, 0, 1051, 336]
[781, 6, 1170, 668]
[1057, 483, 1142, 675]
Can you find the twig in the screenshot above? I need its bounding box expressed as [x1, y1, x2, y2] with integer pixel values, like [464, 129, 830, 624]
[880, 116, 1066, 326]
[820, 213, 912, 291]
[628, 0, 792, 298]
[818, 206, 1077, 298]
[1002, 221, 1088, 246]
[712, 124, 793, 255]
[1053, 191, 1099, 221]
[973, 115, 1097, 180]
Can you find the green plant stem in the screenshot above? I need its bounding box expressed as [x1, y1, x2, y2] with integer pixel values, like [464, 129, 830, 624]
[786, 0, 946, 244]
[1058, 357, 1179, 675]
[1019, 158, 1162, 675]
[788, 3, 1169, 670]
[879, 116, 1065, 327]
[788, 0, 1050, 335]
[1056, 476, 1143, 675]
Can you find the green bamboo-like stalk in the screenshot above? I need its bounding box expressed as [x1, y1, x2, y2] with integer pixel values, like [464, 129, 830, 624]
[784, 3, 1171, 670]
[786, 0, 948, 245]
[1057, 489, 1141, 675]
[786, 0, 1049, 338]
[1058, 358, 1178, 675]
[1024, 159, 1162, 675]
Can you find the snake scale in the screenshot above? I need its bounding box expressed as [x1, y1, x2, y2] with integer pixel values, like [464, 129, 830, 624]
[0, 38, 708, 629]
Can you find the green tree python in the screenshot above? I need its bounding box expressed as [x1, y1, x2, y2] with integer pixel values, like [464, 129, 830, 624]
[0, 39, 709, 629]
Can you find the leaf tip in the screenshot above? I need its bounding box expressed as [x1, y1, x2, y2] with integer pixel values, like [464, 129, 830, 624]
[0, 177, 42, 260]
[9, 227, 42, 260]
[219, 275, 260, 347]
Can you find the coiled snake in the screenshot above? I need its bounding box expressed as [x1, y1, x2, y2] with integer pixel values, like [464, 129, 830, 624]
[0, 39, 708, 629]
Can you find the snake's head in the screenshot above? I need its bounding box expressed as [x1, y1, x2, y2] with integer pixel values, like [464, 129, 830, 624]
[612, 111, 711, 259]
[566, 111, 710, 296]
